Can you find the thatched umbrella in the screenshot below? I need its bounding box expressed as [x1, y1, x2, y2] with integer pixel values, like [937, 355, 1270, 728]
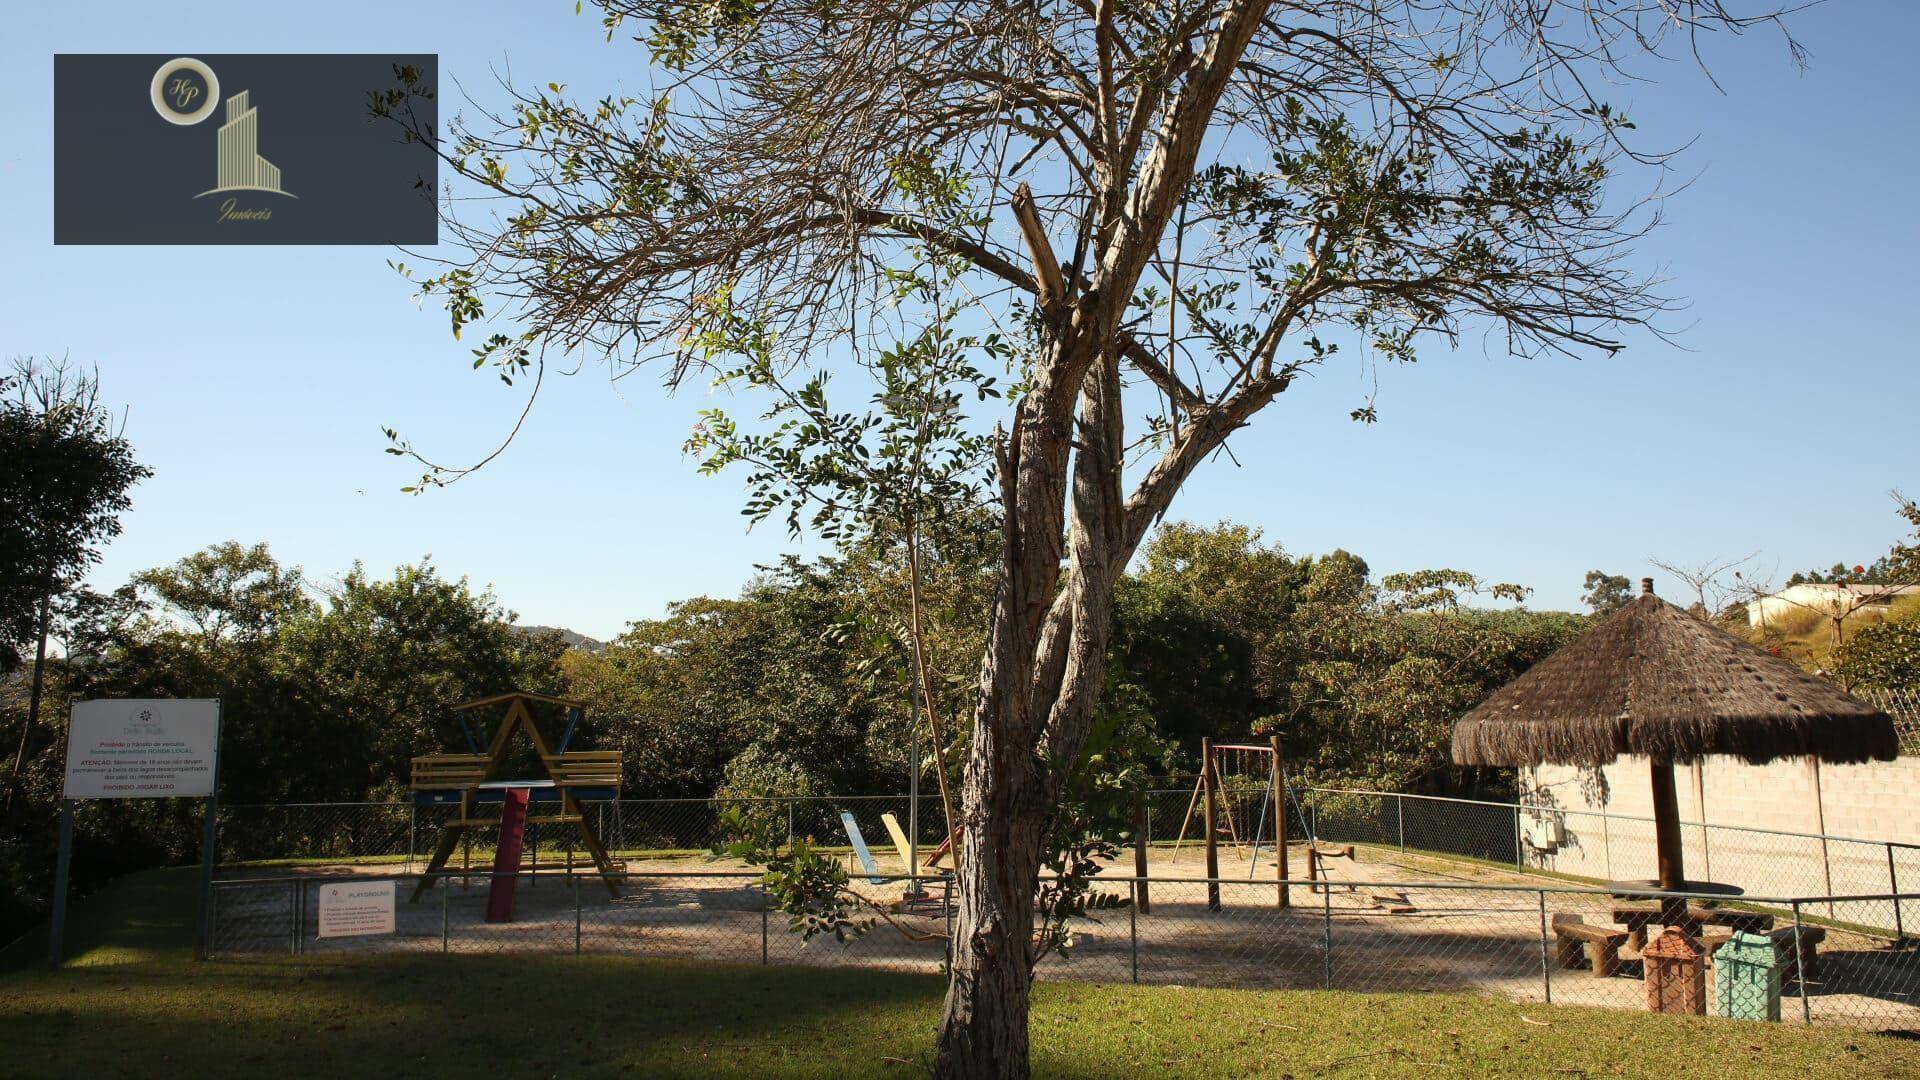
[1453, 579, 1897, 908]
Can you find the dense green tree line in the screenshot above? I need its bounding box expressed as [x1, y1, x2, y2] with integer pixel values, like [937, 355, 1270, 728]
[1113, 523, 1586, 794]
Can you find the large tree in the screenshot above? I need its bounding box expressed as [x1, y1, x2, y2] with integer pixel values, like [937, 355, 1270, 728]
[379, 2, 1802, 1073]
[0, 357, 149, 816]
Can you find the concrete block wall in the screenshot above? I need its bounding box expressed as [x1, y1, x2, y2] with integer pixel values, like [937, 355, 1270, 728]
[1524, 755, 1919, 932]
[1530, 756, 1919, 848]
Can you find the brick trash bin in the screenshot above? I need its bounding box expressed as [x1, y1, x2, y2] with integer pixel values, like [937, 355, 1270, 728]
[1644, 928, 1706, 1016]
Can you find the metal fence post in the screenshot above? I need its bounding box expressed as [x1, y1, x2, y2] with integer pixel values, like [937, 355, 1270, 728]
[407, 805, 416, 874]
[787, 799, 796, 850]
[1396, 794, 1406, 853]
[574, 877, 583, 955]
[761, 883, 770, 965]
[1514, 805, 1525, 870]
[1601, 805, 1613, 880]
[441, 879, 449, 954]
[1537, 890, 1551, 1004]
[194, 772, 220, 963]
[1129, 879, 1139, 984]
[1889, 844, 1905, 943]
[1321, 883, 1332, 989]
[1132, 788, 1151, 914]
[1792, 901, 1811, 1024]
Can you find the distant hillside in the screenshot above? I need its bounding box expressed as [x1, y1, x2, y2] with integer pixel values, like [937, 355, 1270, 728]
[515, 625, 606, 653]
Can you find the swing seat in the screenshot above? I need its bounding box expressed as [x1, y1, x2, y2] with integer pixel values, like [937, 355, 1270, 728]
[1309, 843, 1354, 860]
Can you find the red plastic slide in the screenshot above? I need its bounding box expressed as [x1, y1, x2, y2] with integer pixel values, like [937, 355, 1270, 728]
[485, 788, 530, 922]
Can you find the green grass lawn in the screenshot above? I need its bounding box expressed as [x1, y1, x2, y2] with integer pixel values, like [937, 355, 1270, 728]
[0, 866, 202, 973]
[2, 870, 1916, 1078]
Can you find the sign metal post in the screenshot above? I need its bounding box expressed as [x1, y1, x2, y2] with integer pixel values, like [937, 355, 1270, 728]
[47, 800, 74, 969]
[195, 701, 223, 960]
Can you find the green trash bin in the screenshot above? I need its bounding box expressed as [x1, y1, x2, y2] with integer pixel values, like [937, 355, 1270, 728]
[1713, 930, 1783, 1021]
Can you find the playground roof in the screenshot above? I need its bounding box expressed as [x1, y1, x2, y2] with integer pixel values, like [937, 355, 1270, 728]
[1452, 580, 1897, 768]
[454, 690, 588, 711]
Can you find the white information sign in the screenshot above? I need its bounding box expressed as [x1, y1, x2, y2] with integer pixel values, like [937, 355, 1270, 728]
[63, 699, 220, 799]
[316, 880, 397, 939]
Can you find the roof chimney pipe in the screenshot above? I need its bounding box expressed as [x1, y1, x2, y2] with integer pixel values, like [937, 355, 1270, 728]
[1642, 577, 1655, 596]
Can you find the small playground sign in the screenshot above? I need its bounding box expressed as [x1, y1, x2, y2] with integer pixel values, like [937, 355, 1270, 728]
[63, 699, 220, 799]
[316, 880, 397, 938]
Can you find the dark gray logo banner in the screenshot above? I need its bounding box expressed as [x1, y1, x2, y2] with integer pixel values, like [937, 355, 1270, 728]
[55, 54, 438, 245]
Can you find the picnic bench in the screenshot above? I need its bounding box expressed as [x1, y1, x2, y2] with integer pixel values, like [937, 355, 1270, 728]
[1777, 926, 1827, 981]
[1611, 904, 1773, 951]
[1552, 914, 1629, 978]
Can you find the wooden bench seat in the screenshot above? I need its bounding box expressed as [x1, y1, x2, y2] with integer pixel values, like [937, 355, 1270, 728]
[1609, 905, 1662, 951]
[1772, 926, 1825, 982]
[410, 754, 491, 790]
[543, 751, 622, 787]
[1694, 907, 1773, 933]
[1610, 904, 1773, 951]
[1552, 914, 1629, 978]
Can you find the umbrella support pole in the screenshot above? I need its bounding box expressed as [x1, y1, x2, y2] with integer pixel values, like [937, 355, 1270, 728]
[1650, 758, 1687, 923]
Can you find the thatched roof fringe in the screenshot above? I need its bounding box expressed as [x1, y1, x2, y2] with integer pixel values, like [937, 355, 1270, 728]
[1451, 591, 1899, 768]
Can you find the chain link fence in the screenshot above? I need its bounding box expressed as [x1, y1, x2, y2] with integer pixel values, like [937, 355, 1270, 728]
[1294, 788, 1920, 937]
[217, 795, 959, 872]
[218, 785, 1920, 940]
[206, 869, 1920, 1030]
[1857, 687, 1920, 756]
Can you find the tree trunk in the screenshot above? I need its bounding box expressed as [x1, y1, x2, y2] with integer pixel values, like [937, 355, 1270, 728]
[4, 583, 53, 819]
[934, 702, 1050, 1077]
[932, 405, 1077, 1077]
[934, 341, 1125, 1077]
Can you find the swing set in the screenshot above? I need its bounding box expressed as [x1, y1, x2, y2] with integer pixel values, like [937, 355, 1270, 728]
[1170, 736, 1354, 909]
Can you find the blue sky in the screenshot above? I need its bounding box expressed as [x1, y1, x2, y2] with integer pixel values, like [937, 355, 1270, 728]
[3, 2, 1916, 640]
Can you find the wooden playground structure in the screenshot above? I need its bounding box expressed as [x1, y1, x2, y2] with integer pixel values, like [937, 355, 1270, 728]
[408, 692, 624, 919]
[1170, 736, 1355, 910]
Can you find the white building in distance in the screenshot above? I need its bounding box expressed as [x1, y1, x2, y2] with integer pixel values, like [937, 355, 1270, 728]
[1748, 582, 1920, 627]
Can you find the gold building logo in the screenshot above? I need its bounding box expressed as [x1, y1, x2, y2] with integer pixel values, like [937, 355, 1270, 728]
[202, 90, 294, 199]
